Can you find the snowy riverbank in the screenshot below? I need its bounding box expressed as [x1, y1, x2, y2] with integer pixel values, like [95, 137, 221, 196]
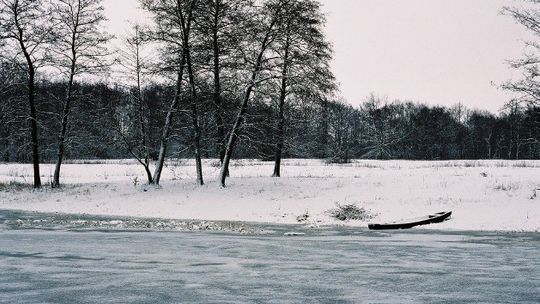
[1, 159, 539, 232]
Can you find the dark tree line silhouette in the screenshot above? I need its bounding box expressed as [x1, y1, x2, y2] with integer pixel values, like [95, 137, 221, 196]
[1, 75, 538, 166]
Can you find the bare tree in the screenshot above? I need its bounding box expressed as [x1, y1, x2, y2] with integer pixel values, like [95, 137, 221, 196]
[502, 1, 540, 106]
[502, 100, 526, 159]
[51, 0, 111, 187]
[327, 99, 356, 163]
[359, 96, 405, 160]
[116, 24, 154, 183]
[141, 0, 203, 185]
[142, 0, 186, 185]
[218, 0, 286, 187]
[0, 0, 55, 188]
[468, 111, 498, 159]
[181, 0, 204, 186]
[270, 0, 334, 177]
[196, 0, 253, 167]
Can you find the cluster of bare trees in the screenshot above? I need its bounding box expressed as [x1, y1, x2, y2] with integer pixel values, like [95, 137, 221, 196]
[130, 0, 334, 187]
[0, 0, 335, 188]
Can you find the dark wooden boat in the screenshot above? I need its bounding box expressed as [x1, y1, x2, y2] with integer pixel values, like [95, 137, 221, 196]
[368, 211, 452, 230]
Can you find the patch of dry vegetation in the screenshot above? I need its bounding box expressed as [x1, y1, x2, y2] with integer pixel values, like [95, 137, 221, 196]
[327, 203, 377, 221]
[0, 181, 34, 192]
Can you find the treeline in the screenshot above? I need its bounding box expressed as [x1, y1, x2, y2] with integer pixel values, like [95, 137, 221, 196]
[2, 77, 539, 164]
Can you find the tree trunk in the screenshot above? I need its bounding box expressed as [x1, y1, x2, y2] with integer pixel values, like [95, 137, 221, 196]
[219, 86, 253, 187]
[143, 165, 153, 184]
[53, 58, 76, 188]
[219, 6, 280, 187]
[272, 27, 290, 178]
[20, 40, 41, 188]
[52, 77, 73, 188]
[191, 101, 204, 186]
[485, 132, 492, 159]
[28, 69, 41, 188]
[212, 3, 226, 165]
[318, 98, 329, 159]
[219, 50, 266, 187]
[136, 43, 153, 184]
[138, 86, 153, 184]
[181, 0, 204, 186]
[272, 104, 285, 177]
[153, 53, 186, 185]
[185, 47, 204, 186]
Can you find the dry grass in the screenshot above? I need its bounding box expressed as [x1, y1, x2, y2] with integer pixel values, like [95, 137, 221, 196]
[327, 202, 377, 221]
[0, 181, 34, 192]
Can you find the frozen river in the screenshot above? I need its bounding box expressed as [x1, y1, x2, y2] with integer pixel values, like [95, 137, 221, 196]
[0, 210, 539, 303]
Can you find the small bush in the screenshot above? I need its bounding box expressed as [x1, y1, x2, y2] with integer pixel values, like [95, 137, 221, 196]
[327, 203, 376, 221]
[0, 181, 33, 192]
[296, 210, 310, 223]
[530, 188, 539, 200]
[494, 182, 519, 191]
[210, 161, 221, 168]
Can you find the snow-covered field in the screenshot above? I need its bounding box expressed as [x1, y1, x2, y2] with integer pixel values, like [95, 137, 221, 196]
[0, 159, 539, 232]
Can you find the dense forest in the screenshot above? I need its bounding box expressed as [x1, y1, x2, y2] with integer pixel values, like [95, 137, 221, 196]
[2, 75, 539, 162]
[1, 0, 539, 189]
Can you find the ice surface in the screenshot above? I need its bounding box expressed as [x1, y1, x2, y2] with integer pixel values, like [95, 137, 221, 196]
[0, 226, 539, 303]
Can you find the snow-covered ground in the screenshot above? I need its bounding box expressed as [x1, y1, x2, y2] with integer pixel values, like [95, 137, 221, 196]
[0, 159, 539, 232]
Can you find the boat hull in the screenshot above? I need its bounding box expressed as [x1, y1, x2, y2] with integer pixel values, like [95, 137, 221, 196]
[368, 211, 452, 230]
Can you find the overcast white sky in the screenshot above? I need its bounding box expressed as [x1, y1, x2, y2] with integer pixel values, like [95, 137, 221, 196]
[103, 0, 530, 113]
